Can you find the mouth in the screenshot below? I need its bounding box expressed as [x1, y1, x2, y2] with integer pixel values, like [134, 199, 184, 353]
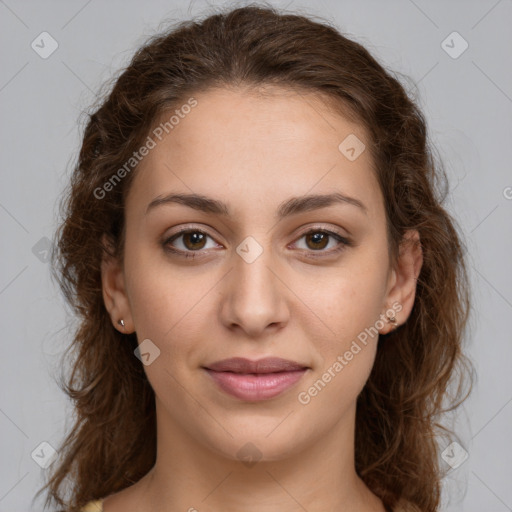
[202, 357, 309, 401]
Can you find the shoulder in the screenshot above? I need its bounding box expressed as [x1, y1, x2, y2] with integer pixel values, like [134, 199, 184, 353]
[81, 500, 103, 512]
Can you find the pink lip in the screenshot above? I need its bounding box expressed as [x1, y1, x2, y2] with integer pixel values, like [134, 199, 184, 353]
[203, 368, 308, 401]
[203, 357, 309, 401]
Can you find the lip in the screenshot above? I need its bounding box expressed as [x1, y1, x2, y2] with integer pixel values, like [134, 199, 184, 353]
[202, 357, 309, 401]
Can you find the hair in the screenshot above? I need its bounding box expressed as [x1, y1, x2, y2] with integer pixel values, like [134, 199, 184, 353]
[43, 4, 474, 511]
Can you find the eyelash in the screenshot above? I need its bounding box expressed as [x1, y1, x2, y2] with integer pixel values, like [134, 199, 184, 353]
[162, 226, 352, 260]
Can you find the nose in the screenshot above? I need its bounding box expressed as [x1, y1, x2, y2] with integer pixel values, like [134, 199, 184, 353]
[219, 242, 290, 338]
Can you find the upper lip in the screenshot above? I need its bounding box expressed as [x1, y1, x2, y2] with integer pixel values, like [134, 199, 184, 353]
[203, 357, 308, 374]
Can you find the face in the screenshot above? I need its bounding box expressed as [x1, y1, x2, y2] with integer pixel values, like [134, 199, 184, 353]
[102, 86, 420, 463]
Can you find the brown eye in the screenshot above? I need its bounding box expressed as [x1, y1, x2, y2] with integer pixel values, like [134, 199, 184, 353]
[181, 231, 207, 250]
[293, 229, 350, 255]
[305, 231, 329, 250]
[164, 229, 218, 255]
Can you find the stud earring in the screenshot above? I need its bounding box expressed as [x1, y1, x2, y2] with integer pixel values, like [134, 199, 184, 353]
[386, 313, 398, 329]
[118, 319, 125, 328]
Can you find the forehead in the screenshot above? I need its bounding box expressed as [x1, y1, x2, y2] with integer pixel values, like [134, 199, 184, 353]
[126, 86, 382, 220]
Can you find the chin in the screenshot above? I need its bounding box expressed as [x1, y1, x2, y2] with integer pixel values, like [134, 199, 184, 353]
[199, 421, 312, 464]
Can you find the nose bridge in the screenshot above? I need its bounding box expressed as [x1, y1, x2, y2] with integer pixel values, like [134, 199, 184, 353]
[220, 234, 288, 335]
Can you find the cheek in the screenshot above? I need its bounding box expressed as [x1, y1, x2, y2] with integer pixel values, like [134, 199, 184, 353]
[125, 245, 198, 336]
[127, 279, 203, 416]
[295, 249, 388, 397]
[124, 252, 211, 374]
[302, 262, 388, 348]
[295, 273, 384, 416]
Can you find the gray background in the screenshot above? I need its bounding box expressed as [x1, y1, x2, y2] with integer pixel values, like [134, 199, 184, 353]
[0, 0, 511, 510]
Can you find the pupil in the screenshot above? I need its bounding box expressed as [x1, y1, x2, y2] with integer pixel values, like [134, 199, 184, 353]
[186, 232, 205, 249]
[308, 232, 327, 249]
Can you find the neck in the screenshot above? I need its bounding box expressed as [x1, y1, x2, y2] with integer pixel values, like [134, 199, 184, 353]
[130, 400, 384, 512]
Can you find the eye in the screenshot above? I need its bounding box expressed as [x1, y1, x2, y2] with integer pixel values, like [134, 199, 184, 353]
[163, 228, 220, 258]
[291, 228, 351, 257]
[162, 226, 351, 259]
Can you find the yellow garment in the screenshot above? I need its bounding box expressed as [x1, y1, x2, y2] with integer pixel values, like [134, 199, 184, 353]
[82, 500, 103, 512]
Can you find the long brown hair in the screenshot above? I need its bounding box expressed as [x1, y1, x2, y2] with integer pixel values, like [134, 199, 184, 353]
[44, 4, 474, 511]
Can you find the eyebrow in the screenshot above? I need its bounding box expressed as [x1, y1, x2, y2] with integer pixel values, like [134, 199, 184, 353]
[145, 191, 367, 219]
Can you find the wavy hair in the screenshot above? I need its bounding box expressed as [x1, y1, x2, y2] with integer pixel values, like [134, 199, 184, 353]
[43, 4, 474, 511]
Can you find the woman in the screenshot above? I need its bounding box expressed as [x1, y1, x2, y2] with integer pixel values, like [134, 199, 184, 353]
[44, 5, 473, 512]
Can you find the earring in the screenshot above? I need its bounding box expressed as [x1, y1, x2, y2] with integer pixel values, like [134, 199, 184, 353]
[117, 319, 125, 328]
[386, 313, 398, 329]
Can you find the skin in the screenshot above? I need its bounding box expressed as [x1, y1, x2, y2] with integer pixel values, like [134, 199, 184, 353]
[101, 86, 423, 512]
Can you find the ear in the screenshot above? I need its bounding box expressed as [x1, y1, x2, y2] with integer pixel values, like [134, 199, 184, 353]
[100, 233, 135, 334]
[379, 229, 423, 334]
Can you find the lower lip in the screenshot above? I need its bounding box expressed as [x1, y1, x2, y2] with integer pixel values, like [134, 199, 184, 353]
[203, 368, 308, 401]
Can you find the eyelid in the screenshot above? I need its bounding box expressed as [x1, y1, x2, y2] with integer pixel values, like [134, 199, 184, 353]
[162, 224, 352, 257]
[293, 224, 350, 241]
[289, 226, 351, 258]
[162, 225, 222, 253]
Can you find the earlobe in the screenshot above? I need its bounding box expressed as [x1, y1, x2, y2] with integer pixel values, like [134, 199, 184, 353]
[379, 229, 423, 334]
[100, 234, 134, 333]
